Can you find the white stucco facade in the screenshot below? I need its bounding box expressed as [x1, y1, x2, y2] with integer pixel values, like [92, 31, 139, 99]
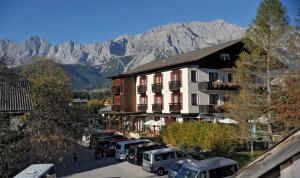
[136, 66, 234, 117]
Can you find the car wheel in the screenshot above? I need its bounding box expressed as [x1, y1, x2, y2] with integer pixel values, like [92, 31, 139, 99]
[157, 168, 164, 176]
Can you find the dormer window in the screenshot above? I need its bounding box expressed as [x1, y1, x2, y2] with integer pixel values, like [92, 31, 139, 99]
[220, 53, 231, 61]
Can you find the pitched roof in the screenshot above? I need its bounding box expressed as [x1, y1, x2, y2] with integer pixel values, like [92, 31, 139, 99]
[111, 39, 241, 78]
[234, 129, 300, 178]
[0, 79, 33, 113]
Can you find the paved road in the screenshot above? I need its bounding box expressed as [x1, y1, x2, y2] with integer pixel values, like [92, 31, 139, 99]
[56, 144, 167, 178]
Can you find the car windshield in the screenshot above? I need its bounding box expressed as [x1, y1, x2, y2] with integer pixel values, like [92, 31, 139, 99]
[177, 166, 198, 178]
[116, 144, 121, 150]
[170, 163, 183, 172]
[143, 153, 150, 161]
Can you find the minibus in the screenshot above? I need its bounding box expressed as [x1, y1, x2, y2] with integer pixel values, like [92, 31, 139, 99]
[14, 164, 56, 178]
[115, 139, 151, 160]
[127, 142, 164, 165]
[142, 148, 190, 176]
[175, 157, 238, 178]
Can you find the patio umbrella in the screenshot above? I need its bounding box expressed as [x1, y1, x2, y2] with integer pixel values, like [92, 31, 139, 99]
[218, 118, 238, 124]
[153, 120, 165, 126]
[144, 120, 155, 125]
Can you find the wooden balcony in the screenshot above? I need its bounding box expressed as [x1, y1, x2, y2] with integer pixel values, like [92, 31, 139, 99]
[137, 85, 147, 94]
[112, 105, 121, 112]
[152, 83, 163, 93]
[199, 105, 225, 114]
[111, 86, 121, 95]
[198, 82, 240, 91]
[152, 104, 163, 113]
[169, 81, 182, 91]
[137, 104, 147, 112]
[169, 103, 182, 113]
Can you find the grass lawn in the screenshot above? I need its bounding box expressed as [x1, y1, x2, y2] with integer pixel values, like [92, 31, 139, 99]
[231, 151, 263, 168]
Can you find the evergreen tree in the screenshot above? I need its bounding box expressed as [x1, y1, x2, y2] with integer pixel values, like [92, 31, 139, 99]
[228, 0, 291, 144]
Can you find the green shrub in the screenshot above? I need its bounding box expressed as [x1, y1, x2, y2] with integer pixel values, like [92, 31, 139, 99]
[160, 122, 242, 156]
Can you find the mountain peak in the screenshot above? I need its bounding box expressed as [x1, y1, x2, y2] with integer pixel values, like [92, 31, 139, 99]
[0, 20, 245, 68]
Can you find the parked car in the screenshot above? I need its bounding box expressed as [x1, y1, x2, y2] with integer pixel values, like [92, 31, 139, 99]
[89, 132, 121, 148]
[142, 148, 190, 176]
[168, 159, 196, 178]
[104, 138, 129, 156]
[175, 157, 238, 178]
[127, 142, 165, 165]
[115, 139, 151, 160]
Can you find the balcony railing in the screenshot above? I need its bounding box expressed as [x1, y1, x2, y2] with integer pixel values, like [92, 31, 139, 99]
[152, 83, 163, 93]
[169, 103, 182, 113]
[137, 104, 147, 112]
[169, 81, 182, 91]
[137, 85, 147, 94]
[112, 104, 121, 112]
[152, 104, 163, 113]
[198, 82, 240, 91]
[111, 86, 121, 94]
[199, 105, 225, 114]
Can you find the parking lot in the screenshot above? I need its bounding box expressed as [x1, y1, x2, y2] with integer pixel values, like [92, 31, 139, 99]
[56, 144, 167, 178]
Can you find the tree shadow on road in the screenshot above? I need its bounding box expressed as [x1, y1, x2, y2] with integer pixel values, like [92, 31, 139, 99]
[55, 144, 122, 177]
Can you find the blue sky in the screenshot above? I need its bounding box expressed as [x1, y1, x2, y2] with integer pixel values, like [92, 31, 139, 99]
[0, 0, 298, 44]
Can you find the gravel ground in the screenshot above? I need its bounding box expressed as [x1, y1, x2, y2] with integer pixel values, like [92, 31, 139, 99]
[56, 144, 167, 178]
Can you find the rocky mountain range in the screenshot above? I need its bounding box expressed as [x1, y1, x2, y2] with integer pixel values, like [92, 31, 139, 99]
[1, 20, 245, 90]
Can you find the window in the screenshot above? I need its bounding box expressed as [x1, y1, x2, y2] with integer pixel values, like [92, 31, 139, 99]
[154, 94, 163, 104]
[176, 151, 184, 158]
[191, 70, 197, 82]
[113, 95, 121, 105]
[197, 172, 206, 178]
[209, 72, 218, 82]
[140, 75, 147, 86]
[171, 93, 182, 104]
[170, 163, 183, 172]
[220, 53, 231, 61]
[154, 73, 163, 83]
[177, 167, 199, 178]
[208, 165, 237, 178]
[228, 74, 233, 83]
[140, 96, 147, 104]
[191, 94, 198, 106]
[209, 94, 219, 105]
[143, 153, 150, 161]
[171, 69, 182, 81]
[155, 152, 175, 161]
[113, 79, 121, 86]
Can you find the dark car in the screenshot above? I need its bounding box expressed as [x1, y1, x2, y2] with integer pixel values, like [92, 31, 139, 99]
[90, 132, 124, 149]
[127, 142, 165, 165]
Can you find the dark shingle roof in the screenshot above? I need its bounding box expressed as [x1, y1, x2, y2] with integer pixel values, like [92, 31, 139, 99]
[111, 39, 241, 78]
[0, 79, 33, 112]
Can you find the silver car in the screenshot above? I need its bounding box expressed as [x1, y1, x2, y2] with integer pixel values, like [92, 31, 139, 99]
[142, 148, 190, 176]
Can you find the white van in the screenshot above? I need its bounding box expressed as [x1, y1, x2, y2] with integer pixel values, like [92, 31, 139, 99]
[142, 148, 190, 176]
[115, 139, 151, 160]
[176, 157, 238, 178]
[13, 164, 56, 178]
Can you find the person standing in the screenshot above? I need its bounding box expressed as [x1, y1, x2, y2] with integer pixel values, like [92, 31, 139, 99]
[95, 142, 101, 160]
